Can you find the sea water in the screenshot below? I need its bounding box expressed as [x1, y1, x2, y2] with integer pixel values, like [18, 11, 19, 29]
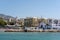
[0, 32, 60, 40]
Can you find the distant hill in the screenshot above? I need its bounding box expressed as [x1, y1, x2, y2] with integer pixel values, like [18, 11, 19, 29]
[0, 14, 15, 19]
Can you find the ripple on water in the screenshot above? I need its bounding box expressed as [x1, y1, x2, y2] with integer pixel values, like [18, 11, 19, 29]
[0, 32, 60, 40]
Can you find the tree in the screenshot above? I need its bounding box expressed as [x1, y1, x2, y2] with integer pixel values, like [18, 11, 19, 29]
[54, 20, 58, 26]
[0, 19, 7, 27]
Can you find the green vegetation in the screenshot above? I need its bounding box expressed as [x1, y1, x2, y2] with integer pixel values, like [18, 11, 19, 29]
[0, 19, 7, 27]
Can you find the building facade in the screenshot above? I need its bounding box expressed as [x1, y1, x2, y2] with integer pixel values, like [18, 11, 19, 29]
[18, 18, 24, 27]
[47, 18, 60, 29]
[24, 17, 39, 27]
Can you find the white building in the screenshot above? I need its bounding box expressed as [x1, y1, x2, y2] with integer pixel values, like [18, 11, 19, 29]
[39, 22, 46, 28]
[47, 19, 60, 29]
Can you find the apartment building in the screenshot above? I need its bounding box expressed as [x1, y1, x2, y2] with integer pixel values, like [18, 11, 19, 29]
[24, 17, 39, 27]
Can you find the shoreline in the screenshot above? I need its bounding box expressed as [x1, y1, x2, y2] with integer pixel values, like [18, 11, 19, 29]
[0, 28, 60, 32]
[4, 29, 60, 32]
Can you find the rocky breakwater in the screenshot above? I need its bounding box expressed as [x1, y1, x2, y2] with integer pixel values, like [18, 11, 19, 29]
[4, 29, 24, 32]
[4, 29, 60, 32]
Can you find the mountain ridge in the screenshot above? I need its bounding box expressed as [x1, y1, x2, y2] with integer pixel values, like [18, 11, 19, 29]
[0, 14, 15, 19]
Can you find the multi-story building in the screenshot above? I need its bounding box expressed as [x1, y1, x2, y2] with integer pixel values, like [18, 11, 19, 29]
[18, 18, 24, 27]
[24, 17, 39, 27]
[38, 18, 48, 29]
[47, 18, 60, 29]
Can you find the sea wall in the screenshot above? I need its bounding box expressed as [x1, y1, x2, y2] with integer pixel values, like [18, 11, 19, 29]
[4, 29, 60, 32]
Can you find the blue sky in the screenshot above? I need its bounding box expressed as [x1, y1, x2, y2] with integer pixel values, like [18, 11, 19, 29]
[0, 0, 60, 19]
